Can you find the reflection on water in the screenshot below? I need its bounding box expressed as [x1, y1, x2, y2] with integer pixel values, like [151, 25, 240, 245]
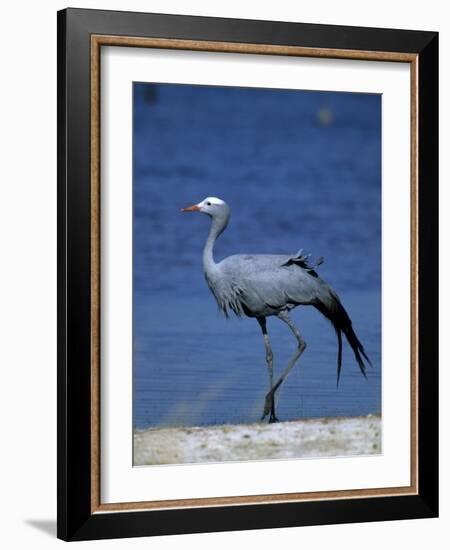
[133, 83, 381, 429]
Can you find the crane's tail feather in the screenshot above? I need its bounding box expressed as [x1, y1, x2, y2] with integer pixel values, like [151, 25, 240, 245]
[342, 325, 372, 381]
[315, 293, 372, 386]
[336, 328, 343, 386]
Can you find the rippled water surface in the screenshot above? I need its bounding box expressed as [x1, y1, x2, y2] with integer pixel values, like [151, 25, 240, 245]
[133, 83, 381, 429]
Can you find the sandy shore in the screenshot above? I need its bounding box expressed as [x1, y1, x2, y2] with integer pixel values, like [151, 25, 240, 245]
[134, 414, 381, 466]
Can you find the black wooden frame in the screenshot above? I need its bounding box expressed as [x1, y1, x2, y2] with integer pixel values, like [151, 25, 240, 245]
[57, 7, 438, 541]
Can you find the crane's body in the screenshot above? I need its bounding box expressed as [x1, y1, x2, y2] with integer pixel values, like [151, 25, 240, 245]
[181, 196, 371, 423]
[206, 252, 332, 319]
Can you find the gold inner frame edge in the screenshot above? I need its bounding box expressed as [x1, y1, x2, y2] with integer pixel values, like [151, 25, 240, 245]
[90, 35, 419, 514]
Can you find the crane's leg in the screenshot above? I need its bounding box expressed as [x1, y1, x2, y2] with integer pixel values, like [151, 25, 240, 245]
[262, 310, 307, 422]
[256, 317, 278, 422]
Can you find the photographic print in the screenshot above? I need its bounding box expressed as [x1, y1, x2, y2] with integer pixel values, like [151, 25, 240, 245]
[132, 83, 381, 466]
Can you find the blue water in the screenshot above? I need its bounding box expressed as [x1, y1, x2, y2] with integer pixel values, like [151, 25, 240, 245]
[133, 83, 381, 429]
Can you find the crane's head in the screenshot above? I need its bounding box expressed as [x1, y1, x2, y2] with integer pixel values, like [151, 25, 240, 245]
[181, 197, 230, 222]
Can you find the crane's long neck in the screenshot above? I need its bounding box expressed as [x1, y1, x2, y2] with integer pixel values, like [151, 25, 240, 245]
[203, 215, 228, 277]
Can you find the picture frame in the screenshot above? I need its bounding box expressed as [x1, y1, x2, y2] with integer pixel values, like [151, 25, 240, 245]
[57, 7, 438, 541]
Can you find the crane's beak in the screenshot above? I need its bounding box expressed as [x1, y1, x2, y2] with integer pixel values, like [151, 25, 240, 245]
[180, 204, 201, 212]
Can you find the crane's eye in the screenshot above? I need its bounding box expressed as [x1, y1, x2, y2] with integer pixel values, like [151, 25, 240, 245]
[206, 201, 211, 206]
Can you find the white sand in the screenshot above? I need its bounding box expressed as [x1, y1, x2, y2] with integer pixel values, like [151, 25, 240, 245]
[134, 414, 381, 466]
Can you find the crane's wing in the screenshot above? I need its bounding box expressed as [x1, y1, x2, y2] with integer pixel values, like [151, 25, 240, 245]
[281, 249, 324, 277]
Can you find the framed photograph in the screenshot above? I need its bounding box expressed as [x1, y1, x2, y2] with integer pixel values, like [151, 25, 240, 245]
[57, 8, 438, 541]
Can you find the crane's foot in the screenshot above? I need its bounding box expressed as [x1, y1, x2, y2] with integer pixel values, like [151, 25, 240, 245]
[261, 390, 279, 422]
[261, 391, 273, 420]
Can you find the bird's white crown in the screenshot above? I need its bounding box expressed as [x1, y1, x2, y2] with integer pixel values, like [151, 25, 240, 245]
[201, 197, 225, 206]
